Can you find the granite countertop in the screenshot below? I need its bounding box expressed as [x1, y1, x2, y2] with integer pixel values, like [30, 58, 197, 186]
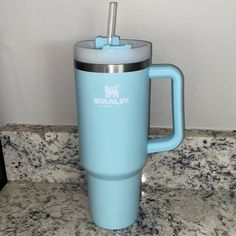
[0, 181, 235, 236]
[0, 125, 236, 235]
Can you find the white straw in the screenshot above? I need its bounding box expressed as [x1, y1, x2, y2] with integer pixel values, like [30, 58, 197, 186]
[107, 2, 118, 44]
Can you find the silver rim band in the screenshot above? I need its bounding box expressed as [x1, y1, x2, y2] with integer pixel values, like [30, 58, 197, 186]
[74, 59, 151, 73]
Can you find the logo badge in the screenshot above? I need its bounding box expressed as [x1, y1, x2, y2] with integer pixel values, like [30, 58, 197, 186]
[94, 85, 129, 107]
[104, 85, 119, 98]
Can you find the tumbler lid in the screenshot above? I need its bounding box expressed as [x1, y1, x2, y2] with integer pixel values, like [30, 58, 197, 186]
[74, 38, 151, 64]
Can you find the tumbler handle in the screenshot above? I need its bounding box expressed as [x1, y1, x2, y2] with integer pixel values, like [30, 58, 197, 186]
[147, 64, 184, 154]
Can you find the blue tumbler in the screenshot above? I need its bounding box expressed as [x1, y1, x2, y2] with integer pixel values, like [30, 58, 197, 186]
[74, 35, 184, 229]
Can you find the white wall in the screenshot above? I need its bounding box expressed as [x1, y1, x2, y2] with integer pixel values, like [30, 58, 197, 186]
[0, 0, 236, 129]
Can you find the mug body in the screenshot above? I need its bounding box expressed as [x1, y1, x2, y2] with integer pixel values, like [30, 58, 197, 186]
[74, 37, 185, 229]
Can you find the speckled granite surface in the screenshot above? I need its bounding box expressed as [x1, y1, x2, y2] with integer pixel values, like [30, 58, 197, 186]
[0, 182, 235, 236]
[0, 124, 236, 235]
[146, 130, 236, 191]
[0, 124, 80, 183]
[1, 124, 236, 191]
